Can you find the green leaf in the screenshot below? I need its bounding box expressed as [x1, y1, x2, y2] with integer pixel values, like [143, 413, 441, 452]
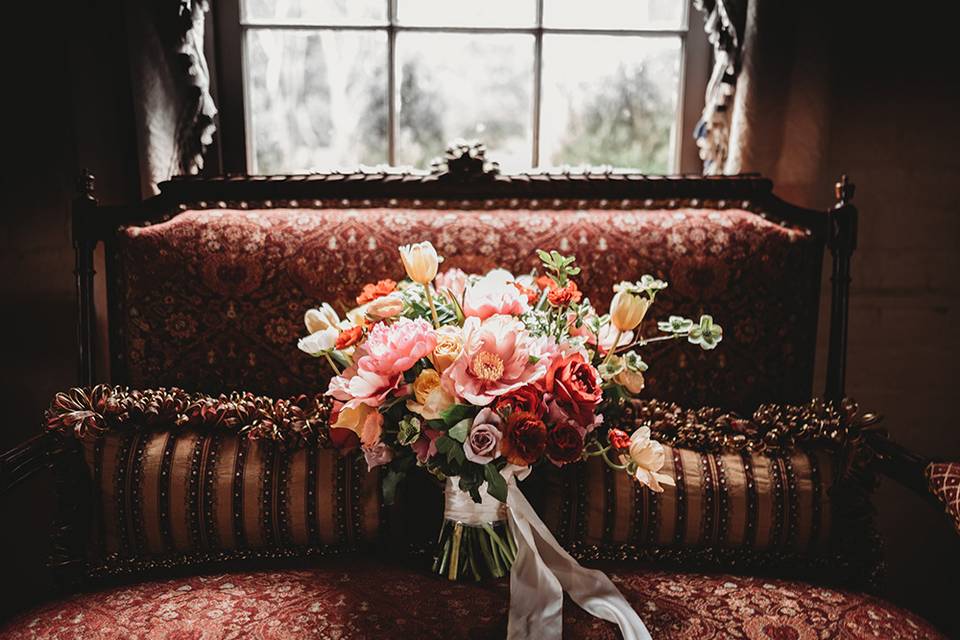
[484, 464, 508, 503]
[448, 418, 470, 443]
[435, 435, 455, 454]
[441, 403, 474, 427]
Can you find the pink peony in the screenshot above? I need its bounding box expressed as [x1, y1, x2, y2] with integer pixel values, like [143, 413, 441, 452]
[462, 270, 530, 319]
[442, 314, 551, 405]
[358, 317, 437, 376]
[434, 268, 469, 301]
[328, 318, 436, 410]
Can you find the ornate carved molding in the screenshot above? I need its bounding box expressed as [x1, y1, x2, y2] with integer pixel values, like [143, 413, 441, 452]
[430, 140, 500, 182]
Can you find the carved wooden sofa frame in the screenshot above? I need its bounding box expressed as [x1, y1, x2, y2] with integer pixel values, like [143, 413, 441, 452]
[0, 142, 937, 595]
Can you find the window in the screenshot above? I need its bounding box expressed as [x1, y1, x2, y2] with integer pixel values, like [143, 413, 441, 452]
[212, 0, 707, 175]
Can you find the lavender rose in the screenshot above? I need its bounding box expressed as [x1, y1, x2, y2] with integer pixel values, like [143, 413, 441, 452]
[463, 407, 503, 464]
[363, 442, 394, 471]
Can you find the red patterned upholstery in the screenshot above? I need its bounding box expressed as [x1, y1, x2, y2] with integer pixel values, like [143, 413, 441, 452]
[0, 561, 941, 639]
[927, 462, 960, 534]
[110, 204, 822, 411]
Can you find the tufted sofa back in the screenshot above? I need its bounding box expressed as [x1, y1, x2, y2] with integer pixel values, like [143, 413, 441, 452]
[108, 200, 823, 412]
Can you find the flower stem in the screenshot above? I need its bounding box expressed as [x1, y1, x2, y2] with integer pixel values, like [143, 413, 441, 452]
[424, 282, 440, 328]
[602, 330, 623, 366]
[323, 352, 342, 376]
[601, 449, 629, 471]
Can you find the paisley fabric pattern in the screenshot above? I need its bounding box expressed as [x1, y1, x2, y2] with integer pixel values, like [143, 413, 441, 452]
[926, 462, 960, 535]
[0, 562, 943, 639]
[109, 203, 823, 412]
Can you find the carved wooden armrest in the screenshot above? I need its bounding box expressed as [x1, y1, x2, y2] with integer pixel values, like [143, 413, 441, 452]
[861, 428, 935, 500]
[0, 433, 57, 495]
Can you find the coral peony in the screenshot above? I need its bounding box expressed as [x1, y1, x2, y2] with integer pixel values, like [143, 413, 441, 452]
[442, 315, 550, 405]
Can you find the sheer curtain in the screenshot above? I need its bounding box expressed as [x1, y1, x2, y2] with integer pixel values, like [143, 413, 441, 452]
[125, 0, 217, 196]
[697, 0, 830, 206]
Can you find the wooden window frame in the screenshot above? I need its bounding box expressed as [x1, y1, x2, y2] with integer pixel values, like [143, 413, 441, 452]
[209, 0, 709, 175]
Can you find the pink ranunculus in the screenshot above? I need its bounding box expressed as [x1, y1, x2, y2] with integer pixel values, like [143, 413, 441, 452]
[327, 318, 437, 410]
[462, 270, 530, 320]
[463, 407, 503, 464]
[362, 441, 393, 471]
[442, 314, 550, 406]
[434, 268, 469, 301]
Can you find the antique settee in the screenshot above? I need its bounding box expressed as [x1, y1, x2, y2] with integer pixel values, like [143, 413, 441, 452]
[0, 144, 953, 639]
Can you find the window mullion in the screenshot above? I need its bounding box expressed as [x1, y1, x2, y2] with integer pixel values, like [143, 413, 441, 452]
[387, 0, 398, 165]
[532, 0, 544, 167]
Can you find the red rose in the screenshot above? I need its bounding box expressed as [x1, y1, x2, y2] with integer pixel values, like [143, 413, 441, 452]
[501, 410, 548, 466]
[356, 279, 397, 305]
[494, 385, 546, 418]
[546, 281, 582, 307]
[546, 422, 585, 466]
[543, 353, 602, 427]
[608, 428, 631, 450]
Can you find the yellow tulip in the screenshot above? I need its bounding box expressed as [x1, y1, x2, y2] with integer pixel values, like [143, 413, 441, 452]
[609, 290, 650, 332]
[399, 241, 441, 285]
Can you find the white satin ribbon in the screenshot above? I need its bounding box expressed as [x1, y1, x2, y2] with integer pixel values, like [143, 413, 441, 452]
[503, 470, 652, 640]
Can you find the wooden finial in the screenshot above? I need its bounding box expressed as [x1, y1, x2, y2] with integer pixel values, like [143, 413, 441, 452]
[834, 174, 854, 206]
[76, 169, 97, 205]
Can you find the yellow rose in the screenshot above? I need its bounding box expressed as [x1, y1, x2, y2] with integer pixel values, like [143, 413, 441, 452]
[609, 289, 650, 332]
[406, 369, 455, 421]
[430, 326, 463, 373]
[412, 369, 442, 405]
[399, 241, 441, 284]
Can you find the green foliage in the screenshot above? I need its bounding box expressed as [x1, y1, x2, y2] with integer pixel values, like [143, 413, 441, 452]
[536, 249, 580, 286]
[550, 63, 675, 172]
[484, 463, 508, 503]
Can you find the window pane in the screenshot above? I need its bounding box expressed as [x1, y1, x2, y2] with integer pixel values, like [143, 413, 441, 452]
[242, 0, 386, 24]
[397, 0, 535, 27]
[396, 34, 533, 170]
[539, 35, 681, 173]
[543, 0, 686, 30]
[245, 29, 387, 173]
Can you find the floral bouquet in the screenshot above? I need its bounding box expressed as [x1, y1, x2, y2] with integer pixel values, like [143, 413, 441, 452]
[298, 241, 721, 585]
